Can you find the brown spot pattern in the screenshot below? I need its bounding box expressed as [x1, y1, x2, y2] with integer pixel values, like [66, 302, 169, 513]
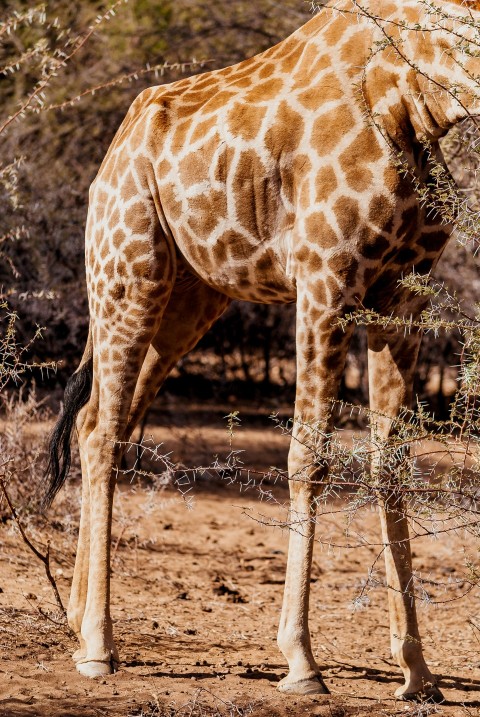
[312, 104, 354, 156]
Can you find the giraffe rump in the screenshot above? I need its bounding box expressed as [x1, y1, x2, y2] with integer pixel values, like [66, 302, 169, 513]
[42, 357, 93, 510]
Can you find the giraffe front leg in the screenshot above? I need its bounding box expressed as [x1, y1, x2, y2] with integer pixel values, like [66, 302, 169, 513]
[276, 441, 330, 695]
[377, 499, 441, 701]
[368, 327, 443, 702]
[277, 300, 354, 695]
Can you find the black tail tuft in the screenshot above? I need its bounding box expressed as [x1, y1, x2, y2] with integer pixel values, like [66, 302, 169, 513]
[42, 358, 93, 510]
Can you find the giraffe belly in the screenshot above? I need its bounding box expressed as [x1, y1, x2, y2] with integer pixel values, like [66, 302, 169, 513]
[173, 232, 297, 305]
[156, 125, 297, 303]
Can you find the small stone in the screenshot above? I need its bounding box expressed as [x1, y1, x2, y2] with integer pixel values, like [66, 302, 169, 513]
[25, 593, 36, 601]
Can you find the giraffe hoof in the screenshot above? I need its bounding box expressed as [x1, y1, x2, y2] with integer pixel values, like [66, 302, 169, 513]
[72, 647, 87, 663]
[278, 674, 330, 695]
[76, 659, 118, 678]
[395, 683, 444, 703]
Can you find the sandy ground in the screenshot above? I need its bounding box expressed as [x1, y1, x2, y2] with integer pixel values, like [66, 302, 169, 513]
[1, 414, 480, 717]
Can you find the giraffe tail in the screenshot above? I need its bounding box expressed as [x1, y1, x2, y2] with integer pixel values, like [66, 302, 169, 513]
[42, 332, 93, 510]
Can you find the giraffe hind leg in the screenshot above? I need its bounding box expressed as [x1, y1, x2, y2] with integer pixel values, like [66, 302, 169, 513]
[126, 272, 231, 437]
[72, 170, 177, 676]
[72, 275, 229, 677]
[74, 281, 174, 677]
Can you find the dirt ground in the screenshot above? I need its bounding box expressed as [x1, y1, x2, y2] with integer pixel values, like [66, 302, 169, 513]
[1, 410, 480, 717]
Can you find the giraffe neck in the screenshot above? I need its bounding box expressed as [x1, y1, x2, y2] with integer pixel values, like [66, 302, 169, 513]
[360, 0, 480, 145]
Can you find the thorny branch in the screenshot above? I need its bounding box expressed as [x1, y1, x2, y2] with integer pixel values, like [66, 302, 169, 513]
[0, 478, 68, 620]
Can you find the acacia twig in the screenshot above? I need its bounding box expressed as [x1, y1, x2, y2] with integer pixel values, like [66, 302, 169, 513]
[0, 478, 67, 618]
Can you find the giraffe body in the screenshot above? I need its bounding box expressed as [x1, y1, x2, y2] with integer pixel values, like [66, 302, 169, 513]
[45, 0, 480, 699]
[91, 7, 433, 311]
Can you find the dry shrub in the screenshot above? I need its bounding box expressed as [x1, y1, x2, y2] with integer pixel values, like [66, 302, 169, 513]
[0, 387, 48, 519]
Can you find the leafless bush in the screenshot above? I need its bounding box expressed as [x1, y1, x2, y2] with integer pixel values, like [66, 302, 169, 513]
[0, 386, 49, 518]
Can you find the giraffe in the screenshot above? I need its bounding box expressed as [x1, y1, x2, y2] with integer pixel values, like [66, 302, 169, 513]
[43, 0, 480, 700]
